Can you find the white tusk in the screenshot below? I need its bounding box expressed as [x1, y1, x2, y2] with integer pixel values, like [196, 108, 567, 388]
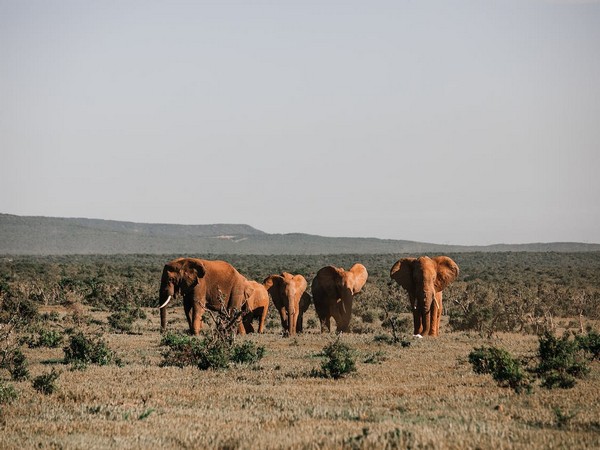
[158, 295, 172, 309]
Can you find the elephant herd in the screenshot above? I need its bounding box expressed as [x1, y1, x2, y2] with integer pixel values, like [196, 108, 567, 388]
[157, 256, 459, 338]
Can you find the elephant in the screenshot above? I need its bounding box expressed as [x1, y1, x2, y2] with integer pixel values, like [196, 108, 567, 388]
[242, 280, 269, 333]
[311, 263, 368, 333]
[390, 256, 459, 337]
[263, 272, 311, 336]
[157, 257, 248, 336]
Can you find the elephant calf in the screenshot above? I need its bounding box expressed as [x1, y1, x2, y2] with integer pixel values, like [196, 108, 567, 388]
[242, 280, 269, 333]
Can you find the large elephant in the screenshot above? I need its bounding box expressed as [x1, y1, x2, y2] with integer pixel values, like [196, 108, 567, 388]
[390, 256, 459, 337]
[263, 272, 311, 336]
[242, 280, 269, 333]
[311, 264, 368, 333]
[157, 258, 247, 336]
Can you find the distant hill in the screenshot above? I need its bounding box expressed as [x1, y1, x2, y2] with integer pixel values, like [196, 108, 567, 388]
[1, 213, 599, 255]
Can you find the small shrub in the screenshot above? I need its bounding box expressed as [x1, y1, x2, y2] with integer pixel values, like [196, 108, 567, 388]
[196, 339, 231, 370]
[314, 339, 357, 379]
[7, 348, 29, 381]
[575, 329, 600, 360]
[32, 369, 60, 395]
[108, 310, 136, 333]
[535, 331, 589, 389]
[160, 335, 232, 370]
[160, 332, 192, 349]
[41, 311, 61, 322]
[27, 329, 64, 348]
[63, 332, 117, 368]
[0, 380, 18, 404]
[468, 346, 531, 393]
[363, 350, 387, 364]
[230, 340, 265, 365]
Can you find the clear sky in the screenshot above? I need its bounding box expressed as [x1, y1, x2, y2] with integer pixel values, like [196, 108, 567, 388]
[1, 0, 599, 245]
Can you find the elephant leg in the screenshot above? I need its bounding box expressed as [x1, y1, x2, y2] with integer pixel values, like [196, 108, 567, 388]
[420, 307, 431, 336]
[184, 301, 193, 333]
[258, 307, 268, 333]
[331, 303, 345, 333]
[296, 311, 303, 333]
[279, 307, 289, 333]
[430, 293, 443, 336]
[409, 295, 422, 335]
[320, 316, 331, 333]
[191, 305, 204, 336]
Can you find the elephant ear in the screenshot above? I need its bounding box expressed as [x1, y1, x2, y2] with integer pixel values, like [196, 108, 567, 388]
[243, 279, 256, 299]
[349, 264, 368, 294]
[180, 259, 206, 286]
[292, 274, 308, 293]
[263, 275, 282, 293]
[390, 258, 416, 293]
[433, 256, 459, 292]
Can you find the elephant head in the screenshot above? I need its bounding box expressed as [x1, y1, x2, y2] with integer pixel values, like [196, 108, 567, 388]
[263, 272, 309, 336]
[390, 256, 459, 337]
[157, 258, 206, 333]
[311, 263, 368, 333]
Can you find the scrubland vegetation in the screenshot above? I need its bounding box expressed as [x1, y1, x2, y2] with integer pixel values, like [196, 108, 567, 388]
[1, 253, 599, 448]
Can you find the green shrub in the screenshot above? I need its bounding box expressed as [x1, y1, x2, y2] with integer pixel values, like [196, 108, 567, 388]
[575, 329, 600, 360]
[7, 348, 29, 381]
[27, 329, 64, 348]
[32, 369, 60, 395]
[108, 310, 135, 333]
[196, 339, 231, 370]
[63, 332, 117, 368]
[161, 333, 266, 370]
[160, 332, 192, 349]
[468, 346, 531, 393]
[230, 341, 265, 365]
[0, 380, 18, 404]
[314, 339, 357, 379]
[161, 334, 232, 370]
[535, 331, 589, 389]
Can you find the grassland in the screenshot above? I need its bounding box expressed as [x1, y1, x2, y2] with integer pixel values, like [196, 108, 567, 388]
[1, 253, 600, 449]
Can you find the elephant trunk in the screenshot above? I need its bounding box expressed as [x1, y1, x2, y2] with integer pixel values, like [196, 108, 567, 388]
[158, 280, 175, 333]
[418, 290, 436, 336]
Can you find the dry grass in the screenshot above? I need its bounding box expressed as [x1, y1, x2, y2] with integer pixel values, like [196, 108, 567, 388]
[1, 305, 599, 450]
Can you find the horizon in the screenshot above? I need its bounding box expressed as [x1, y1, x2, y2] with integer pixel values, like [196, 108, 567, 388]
[2, 1, 599, 247]
[2, 211, 599, 246]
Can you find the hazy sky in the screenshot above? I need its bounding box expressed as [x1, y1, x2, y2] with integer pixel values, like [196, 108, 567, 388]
[1, 0, 599, 245]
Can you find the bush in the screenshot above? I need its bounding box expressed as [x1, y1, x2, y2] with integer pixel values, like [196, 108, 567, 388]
[108, 310, 134, 334]
[230, 341, 265, 365]
[5, 348, 29, 381]
[468, 346, 531, 393]
[0, 380, 18, 404]
[535, 331, 589, 389]
[575, 329, 600, 360]
[160, 332, 192, 349]
[196, 339, 231, 370]
[32, 369, 60, 395]
[27, 329, 64, 348]
[161, 334, 265, 370]
[314, 339, 357, 379]
[63, 332, 117, 368]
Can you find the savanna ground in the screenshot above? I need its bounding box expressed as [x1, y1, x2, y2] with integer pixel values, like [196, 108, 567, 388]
[1, 253, 600, 449]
